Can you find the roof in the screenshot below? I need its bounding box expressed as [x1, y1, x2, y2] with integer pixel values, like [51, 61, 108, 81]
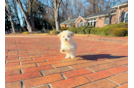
[60, 1, 128, 25]
[85, 8, 116, 20]
[60, 8, 116, 24]
[75, 16, 86, 22]
[60, 18, 77, 25]
[112, 1, 128, 8]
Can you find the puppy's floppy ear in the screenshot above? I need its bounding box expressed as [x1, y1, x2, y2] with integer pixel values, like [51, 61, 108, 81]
[70, 32, 74, 37]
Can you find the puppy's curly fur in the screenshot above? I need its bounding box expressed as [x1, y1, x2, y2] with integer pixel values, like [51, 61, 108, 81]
[58, 30, 77, 59]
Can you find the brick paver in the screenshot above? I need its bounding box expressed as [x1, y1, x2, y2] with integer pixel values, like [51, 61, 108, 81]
[5, 34, 128, 88]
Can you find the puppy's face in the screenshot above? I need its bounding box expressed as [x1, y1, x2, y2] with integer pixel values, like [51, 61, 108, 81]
[58, 30, 74, 43]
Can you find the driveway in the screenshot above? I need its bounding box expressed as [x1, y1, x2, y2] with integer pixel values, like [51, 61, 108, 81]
[5, 34, 128, 88]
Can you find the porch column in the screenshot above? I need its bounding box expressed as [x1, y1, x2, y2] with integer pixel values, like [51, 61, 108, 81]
[89, 21, 91, 26]
[98, 17, 100, 27]
[92, 19, 94, 26]
[118, 6, 121, 23]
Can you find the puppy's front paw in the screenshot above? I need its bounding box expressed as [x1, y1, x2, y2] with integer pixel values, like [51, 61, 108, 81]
[70, 56, 75, 59]
[65, 56, 69, 59]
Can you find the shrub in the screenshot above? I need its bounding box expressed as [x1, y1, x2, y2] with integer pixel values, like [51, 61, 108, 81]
[50, 27, 68, 34]
[90, 27, 100, 34]
[23, 31, 28, 34]
[61, 27, 69, 31]
[76, 26, 86, 34]
[113, 28, 128, 37]
[125, 28, 128, 36]
[85, 26, 94, 34]
[68, 27, 77, 33]
[50, 29, 60, 35]
[90, 22, 128, 36]
[22, 27, 28, 32]
[50, 29, 56, 35]
[68, 26, 94, 34]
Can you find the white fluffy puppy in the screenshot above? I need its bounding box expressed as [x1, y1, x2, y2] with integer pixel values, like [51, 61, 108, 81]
[58, 30, 77, 59]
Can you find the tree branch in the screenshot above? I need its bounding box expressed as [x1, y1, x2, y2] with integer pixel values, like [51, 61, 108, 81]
[5, 11, 10, 18]
[35, 0, 54, 11]
[57, 0, 62, 9]
[15, 0, 26, 15]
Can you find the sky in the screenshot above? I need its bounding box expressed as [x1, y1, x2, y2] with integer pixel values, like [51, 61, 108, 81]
[16, 0, 128, 27]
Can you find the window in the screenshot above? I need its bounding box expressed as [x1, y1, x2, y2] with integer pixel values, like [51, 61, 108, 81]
[88, 23, 89, 26]
[124, 11, 128, 23]
[104, 17, 110, 25]
[120, 11, 125, 22]
[69, 24, 71, 28]
[82, 22, 85, 26]
[88, 19, 96, 27]
[78, 20, 84, 27]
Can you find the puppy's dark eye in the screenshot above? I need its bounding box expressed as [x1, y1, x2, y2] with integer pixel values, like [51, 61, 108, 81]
[68, 36, 69, 37]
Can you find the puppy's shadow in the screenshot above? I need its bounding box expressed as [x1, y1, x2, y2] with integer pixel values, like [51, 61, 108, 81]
[77, 54, 127, 61]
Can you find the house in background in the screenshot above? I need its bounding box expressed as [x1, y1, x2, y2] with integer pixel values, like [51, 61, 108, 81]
[60, 1, 128, 28]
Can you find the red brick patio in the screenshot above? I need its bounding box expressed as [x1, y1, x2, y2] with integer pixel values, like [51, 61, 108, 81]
[5, 34, 128, 88]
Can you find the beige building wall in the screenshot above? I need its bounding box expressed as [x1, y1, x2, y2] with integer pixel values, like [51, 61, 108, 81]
[60, 5, 128, 28]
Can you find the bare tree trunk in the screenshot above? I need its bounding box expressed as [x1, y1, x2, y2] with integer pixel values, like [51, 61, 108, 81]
[52, 25, 54, 30]
[30, 15, 35, 31]
[12, 0, 23, 32]
[53, 0, 62, 32]
[9, 16, 16, 33]
[15, 0, 32, 32]
[54, 9, 60, 32]
[5, 0, 15, 33]
[29, 0, 35, 31]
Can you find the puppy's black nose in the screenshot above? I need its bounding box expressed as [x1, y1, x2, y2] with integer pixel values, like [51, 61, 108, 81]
[65, 38, 67, 41]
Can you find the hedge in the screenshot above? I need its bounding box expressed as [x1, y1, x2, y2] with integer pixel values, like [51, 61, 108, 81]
[68, 26, 94, 34]
[113, 28, 128, 36]
[50, 27, 68, 34]
[90, 22, 128, 36]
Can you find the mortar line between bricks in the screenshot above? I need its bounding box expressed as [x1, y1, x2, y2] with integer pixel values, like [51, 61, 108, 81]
[115, 71, 128, 75]
[48, 83, 53, 88]
[82, 75, 92, 82]
[106, 69, 116, 74]
[122, 64, 128, 67]
[44, 59, 47, 62]
[87, 64, 128, 73]
[20, 69, 23, 74]
[75, 75, 122, 88]
[74, 79, 93, 88]
[105, 58, 128, 63]
[51, 64, 55, 68]
[106, 78, 120, 86]
[31, 57, 33, 60]
[86, 67, 95, 73]
[35, 63, 39, 67]
[31, 84, 50, 88]
[60, 73, 67, 79]
[75, 37, 127, 44]
[21, 80, 25, 88]
[115, 82, 128, 88]
[19, 62, 22, 65]
[59, 60, 63, 63]
[68, 66, 74, 70]
[40, 71, 44, 76]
